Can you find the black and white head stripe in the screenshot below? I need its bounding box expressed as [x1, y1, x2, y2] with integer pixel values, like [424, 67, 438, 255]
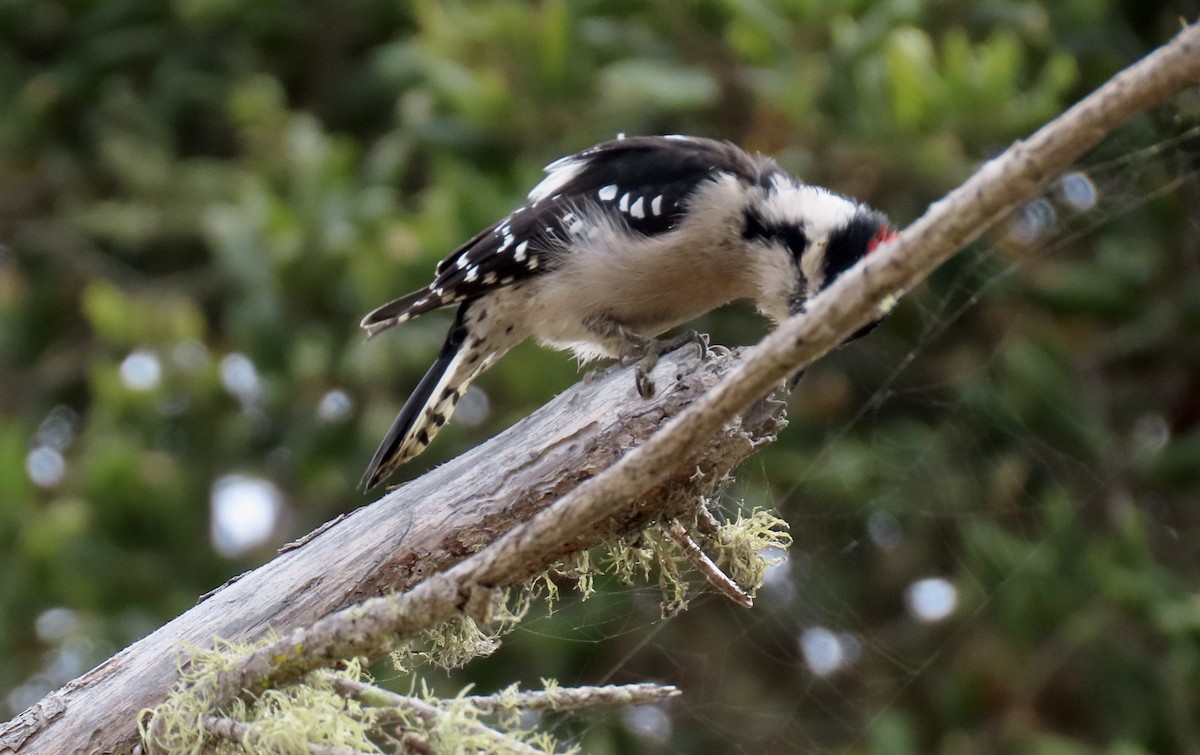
[755, 176, 862, 238]
[744, 175, 893, 269]
[741, 205, 809, 257]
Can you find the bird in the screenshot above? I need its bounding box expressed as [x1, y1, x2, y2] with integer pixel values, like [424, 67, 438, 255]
[359, 135, 896, 489]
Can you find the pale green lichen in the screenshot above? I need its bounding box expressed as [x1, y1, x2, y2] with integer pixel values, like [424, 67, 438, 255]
[141, 506, 789, 753]
[599, 522, 693, 617]
[538, 677, 560, 702]
[649, 525, 693, 616]
[392, 614, 502, 671]
[712, 507, 792, 596]
[373, 679, 571, 754]
[392, 588, 529, 671]
[590, 505, 792, 615]
[140, 639, 378, 755]
[213, 673, 378, 754]
[521, 504, 795, 623]
[139, 636, 264, 755]
[603, 532, 658, 586]
[567, 550, 595, 599]
[536, 569, 561, 609]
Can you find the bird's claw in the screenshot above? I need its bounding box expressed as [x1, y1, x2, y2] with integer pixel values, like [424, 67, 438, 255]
[621, 331, 712, 398]
[634, 362, 657, 397]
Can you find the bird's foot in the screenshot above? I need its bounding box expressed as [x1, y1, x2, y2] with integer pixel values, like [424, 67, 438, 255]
[619, 331, 709, 397]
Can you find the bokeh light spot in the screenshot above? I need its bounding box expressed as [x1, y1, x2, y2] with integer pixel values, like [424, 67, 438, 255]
[622, 704, 672, 744]
[1058, 171, 1098, 210]
[219, 353, 262, 404]
[799, 627, 848, 676]
[905, 577, 958, 622]
[210, 474, 284, 558]
[867, 511, 902, 550]
[36, 406, 77, 450]
[317, 389, 354, 423]
[35, 607, 80, 642]
[172, 339, 211, 372]
[1009, 199, 1056, 244]
[26, 446, 65, 488]
[454, 386, 490, 427]
[119, 349, 161, 391]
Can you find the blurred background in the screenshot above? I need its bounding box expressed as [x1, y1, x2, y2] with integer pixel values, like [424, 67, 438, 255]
[2, 1, 1199, 752]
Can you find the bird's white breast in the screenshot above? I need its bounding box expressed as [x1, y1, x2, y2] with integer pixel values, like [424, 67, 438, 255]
[521, 175, 762, 359]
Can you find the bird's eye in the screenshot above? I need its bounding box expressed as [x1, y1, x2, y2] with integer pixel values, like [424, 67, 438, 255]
[867, 225, 899, 254]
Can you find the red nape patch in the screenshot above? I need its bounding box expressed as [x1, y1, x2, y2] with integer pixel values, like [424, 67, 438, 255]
[867, 226, 899, 254]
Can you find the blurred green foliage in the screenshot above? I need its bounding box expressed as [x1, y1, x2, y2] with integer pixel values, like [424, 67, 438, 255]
[2, 0, 1199, 752]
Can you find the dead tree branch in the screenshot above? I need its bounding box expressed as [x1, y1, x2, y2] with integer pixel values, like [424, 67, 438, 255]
[1, 349, 783, 754]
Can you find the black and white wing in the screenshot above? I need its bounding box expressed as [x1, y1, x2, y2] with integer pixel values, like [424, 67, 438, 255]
[525, 135, 776, 236]
[361, 135, 777, 335]
[360, 194, 577, 335]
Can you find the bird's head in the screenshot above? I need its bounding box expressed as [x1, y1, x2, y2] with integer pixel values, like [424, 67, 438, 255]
[743, 175, 898, 325]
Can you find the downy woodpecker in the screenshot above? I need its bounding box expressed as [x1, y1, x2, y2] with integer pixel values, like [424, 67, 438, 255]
[360, 135, 896, 489]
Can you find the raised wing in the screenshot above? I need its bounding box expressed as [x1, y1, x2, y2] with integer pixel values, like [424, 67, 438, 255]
[362, 135, 778, 335]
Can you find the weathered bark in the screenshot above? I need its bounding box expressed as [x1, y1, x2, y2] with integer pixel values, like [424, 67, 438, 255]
[1, 349, 783, 755]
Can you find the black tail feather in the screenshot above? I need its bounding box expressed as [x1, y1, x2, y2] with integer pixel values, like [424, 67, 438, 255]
[360, 308, 469, 490]
[360, 287, 442, 337]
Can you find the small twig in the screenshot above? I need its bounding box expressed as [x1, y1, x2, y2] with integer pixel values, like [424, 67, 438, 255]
[200, 715, 366, 755]
[317, 674, 422, 709]
[279, 514, 347, 554]
[694, 506, 722, 539]
[325, 674, 678, 716]
[196, 569, 251, 604]
[462, 682, 681, 714]
[667, 519, 754, 608]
